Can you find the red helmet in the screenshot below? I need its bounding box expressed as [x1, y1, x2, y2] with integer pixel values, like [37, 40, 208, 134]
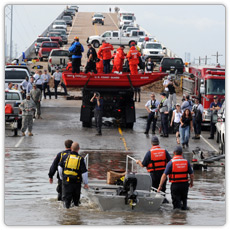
[130, 41, 136, 46]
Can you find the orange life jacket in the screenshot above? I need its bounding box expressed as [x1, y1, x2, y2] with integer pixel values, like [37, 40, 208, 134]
[169, 156, 189, 183]
[66, 62, 72, 71]
[98, 42, 114, 60]
[147, 145, 167, 172]
[114, 47, 125, 66]
[126, 46, 141, 65]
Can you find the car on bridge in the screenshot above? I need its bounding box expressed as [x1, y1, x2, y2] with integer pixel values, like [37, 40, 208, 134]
[48, 29, 68, 44]
[38, 41, 60, 61]
[34, 36, 52, 55]
[92, 13, 105, 25]
[52, 20, 67, 30]
[47, 32, 63, 47]
[62, 15, 72, 26]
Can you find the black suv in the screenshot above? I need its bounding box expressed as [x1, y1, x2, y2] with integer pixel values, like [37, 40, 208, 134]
[159, 57, 185, 74]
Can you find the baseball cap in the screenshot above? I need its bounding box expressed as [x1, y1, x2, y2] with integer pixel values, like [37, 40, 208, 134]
[87, 43, 91, 46]
[160, 92, 166, 96]
[102, 39, 106, 43]
[213, 95, 218, 99]
[176, 103, 180, 106]
[174, 146, 183, 154]
[151, 136, 159, 145]
[26, 93, 30, 97]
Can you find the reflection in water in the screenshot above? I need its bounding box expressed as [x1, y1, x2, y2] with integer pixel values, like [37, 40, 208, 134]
[169, 210, 188, 225]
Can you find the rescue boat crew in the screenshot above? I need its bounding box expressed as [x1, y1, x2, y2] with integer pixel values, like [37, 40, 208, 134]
[96, 51, 104, 73]
[58, 142, 89, 209]
[98, 40, 114, 73]
[48, 140, 73, 201]
[112, 45, 126, 73]
[158, 146, 194, 210]
[85, 43, 97, 74]
[136, 136, 171, 202]
[126, 43, 141, 75]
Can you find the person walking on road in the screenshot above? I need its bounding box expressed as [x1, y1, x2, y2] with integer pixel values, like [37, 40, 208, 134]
[192, 97, 204, 140]
[85, 43, 98, 74]
[170, 103, 182, 144]
[179, 109, 193, 148]
[163, 76, 170, 98]
[126, 44, 141, 75]
[181, 95, 193, 113]
[144, 93, 160, 135]
[69, 36, 84, 74]
[136, 136, 171, 203]
[30, 84, 42, 119]
[90, 92, 104, 136]
[208, 95, 222, 139]
[20, 76, 29, 99]
[98, 40, 114, 73]
[158, 146, 194, 210]
[112, 45, 126, 73]
[42, 70, 51, 99]
[159, 92, 169, 137]
[34, 70, 44, 94]
[26, 77, 34, 94]
[167, 75, 178, 110]
[53, 69, 68, 99]
[19, 93, 36, 136]
[58, 142, 89, 209]
[48, 139, 73, 201]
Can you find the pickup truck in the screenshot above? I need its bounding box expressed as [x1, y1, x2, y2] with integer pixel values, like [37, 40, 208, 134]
[38, 41, 60, 61]
[5, 90, 23, 136]
[87, 30, 145, 48]
[48, 49, 70, 74]
[47, 32, 63, 47]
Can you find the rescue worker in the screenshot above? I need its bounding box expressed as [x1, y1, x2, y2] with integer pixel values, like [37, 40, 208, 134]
[136, 136, 171, 203]
[159, 92, 169, 137]
[126, 43, 141, 75]
[208, 95, 222, 139]
[69, 36, 84, 74]
[111, 50, 116, 66]
[34, 70, 44, 94]
[90, 92, 104, 136]
[30, 84, 42, 119]
[42, 70, 51, 99]
[158, 146, 194, 210]
[26, 77, 34, 94]
[19, 93, 36, 136]
[96, 57, 104, 73]
[48, 139, 73, 201]
[53, 68, 68, 99]
[58, 142, 89, 209]
[66, 59, 72, 71]
[112, 45, 125, 73]
[85, 43, 97, 74]
[20, 76, 29, 99]
[98, 40, 114, 73]
[144, 93, 160, 135]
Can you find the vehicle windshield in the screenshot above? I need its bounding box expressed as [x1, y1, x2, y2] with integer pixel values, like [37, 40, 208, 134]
[138, 38, 145, 42]
[42, 42, 59, 48]
[206, 79, 225, 95]
[122, 16, 133, 20]
[5, 92, 20, 100]
[5, 70, 28, 80]
[127, 27, 138, 32]
[94, 14, 103, 18]
[52, 30, 66, 35]
[54, 22, 66, 25]
[162, 59, 183, 66]
[146, 43, 162, 49]
[102, 32, 111, 37]
[51, 50, 69, 56]
[63, 16, 71, 20]
[37, 38, 50, 43]
[49, 33, 61, 37]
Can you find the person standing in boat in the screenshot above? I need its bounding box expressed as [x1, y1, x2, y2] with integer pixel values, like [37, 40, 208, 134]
[158, 146, 194, 210]
[136, 136, 171, 203]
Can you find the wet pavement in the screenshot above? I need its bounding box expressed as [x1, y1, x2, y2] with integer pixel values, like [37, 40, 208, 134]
[4, 94, 226, 226]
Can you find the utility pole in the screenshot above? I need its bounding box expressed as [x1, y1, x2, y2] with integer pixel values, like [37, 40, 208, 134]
[5, 25, 7, 61]
[212, 51, 223, 64]
[10, 5, 13, 61]
[204, 55, 211, 65]
[15, 43, 18, 59]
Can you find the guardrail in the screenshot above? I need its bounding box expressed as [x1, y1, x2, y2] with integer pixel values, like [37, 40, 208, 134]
[17, 10, 65, 62]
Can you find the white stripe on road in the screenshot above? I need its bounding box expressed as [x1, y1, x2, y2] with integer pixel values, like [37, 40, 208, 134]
[108, 13, 119, 29]
[15, 136, 25, 148]
[200, 135, 218, 152]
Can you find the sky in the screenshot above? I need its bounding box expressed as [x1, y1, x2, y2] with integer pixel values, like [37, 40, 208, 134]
[4, 3, 225, 65]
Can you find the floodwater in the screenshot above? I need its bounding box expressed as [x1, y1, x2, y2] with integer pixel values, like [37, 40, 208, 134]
[5, 148, 225, 226]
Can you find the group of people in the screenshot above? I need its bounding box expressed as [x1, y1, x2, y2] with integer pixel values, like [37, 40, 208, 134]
[145, 88, 222, 148]
[68, 37, 155, 75]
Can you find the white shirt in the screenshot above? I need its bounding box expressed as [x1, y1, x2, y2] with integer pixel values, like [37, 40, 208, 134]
[34, 74, 43, 85]
[53, 72, 62, 81]
[173, 109, 182, 123]
[42, 73, 51, 83]
[163, 79, 170, 91]
[20, 79, 29, 90]
[192, 104, 204, 116]
[145, 99, 160, 112]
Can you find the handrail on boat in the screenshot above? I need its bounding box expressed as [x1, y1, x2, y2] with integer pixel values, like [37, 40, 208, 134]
[84, 154, 89, 170]
[126, 155, 137, 173]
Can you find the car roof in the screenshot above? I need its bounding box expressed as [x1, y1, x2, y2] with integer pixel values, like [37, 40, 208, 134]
[50, 49, 69, 52]
[5, 68, 29, 72]
[5, 89, 21, 93]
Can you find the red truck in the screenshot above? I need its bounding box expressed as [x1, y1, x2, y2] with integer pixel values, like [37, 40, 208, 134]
[48, 32, 63, 47]
[182, 65, 225, 125]
[38, 41, 60, 61]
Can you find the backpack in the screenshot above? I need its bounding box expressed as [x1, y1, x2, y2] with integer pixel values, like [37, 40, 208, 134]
[195, 108, 202, 122]
[74, 43, 82, 56]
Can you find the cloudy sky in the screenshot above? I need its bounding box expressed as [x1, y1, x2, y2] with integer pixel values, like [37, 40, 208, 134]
[4, 2, 226, 65]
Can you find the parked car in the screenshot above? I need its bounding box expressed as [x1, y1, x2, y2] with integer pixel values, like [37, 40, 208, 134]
[63, 10, 73, 19]
[64, 9, 75, 17]
[62, 15, 72, 26]
[5, 64, 33, 76]
[137, 36, 156, 50]
[159, 57, 185, 74]
[34, 36, 52, 55]
[141, 42, 165, 62]
[49, 29, 68, 44]
[124, 27, 139, 36]
[38, 41, 60, 61]
[92, 13, 105, 25]
[52, 20, 67, 30]
[47, 32, 63, 47]
[69, 5, 79, 12]
[48, 49, 70, 74]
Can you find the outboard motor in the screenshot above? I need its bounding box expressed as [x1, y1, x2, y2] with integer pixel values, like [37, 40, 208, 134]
[117, 174, 138, 209]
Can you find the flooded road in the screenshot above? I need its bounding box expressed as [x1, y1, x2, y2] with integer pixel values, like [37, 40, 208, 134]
[5, 103, 225, 226]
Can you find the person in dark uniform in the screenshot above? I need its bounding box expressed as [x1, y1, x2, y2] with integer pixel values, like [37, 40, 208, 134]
[58, 142, 89, 209]
[208, 95, 222, 139]
[159, 92, 169, 137]
[158, 146, 194, 210]
[90, 92, 104, 136]
[136, 136, 171, 203]
[48, 139, 73, 200]
[85, 43, 98, 74]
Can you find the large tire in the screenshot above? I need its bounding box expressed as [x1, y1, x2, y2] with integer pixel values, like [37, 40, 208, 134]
[93, 40, 100, 48]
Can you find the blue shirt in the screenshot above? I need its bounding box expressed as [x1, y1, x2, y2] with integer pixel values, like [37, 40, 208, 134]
[142, 147, 172, 167]
[93, 98, 103, 111]
[164, 159, 193, 175]
[210, 102, 222, 109]
[69, 42, 84, 58]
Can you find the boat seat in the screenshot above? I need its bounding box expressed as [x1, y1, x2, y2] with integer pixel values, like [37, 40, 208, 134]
[135, 173, 152, 191]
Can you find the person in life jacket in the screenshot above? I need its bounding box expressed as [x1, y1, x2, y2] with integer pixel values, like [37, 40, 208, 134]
[136, 136, 171, 203]
[48, 139, 73, 201]
[158, 146, 194, 210]
[126, 44, 141, 75]
[66, 58, 72, 72]
[98, 40, 114, 73]
[111, 50, 116, 65]
[112, 45, 126, 73]
[58, 142, 89, 209]
[96, 51, 104, 73]
[69, 36, 84, 74]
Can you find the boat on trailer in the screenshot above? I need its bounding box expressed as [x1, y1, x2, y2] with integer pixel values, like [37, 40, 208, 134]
[84, 155, 165, 212]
